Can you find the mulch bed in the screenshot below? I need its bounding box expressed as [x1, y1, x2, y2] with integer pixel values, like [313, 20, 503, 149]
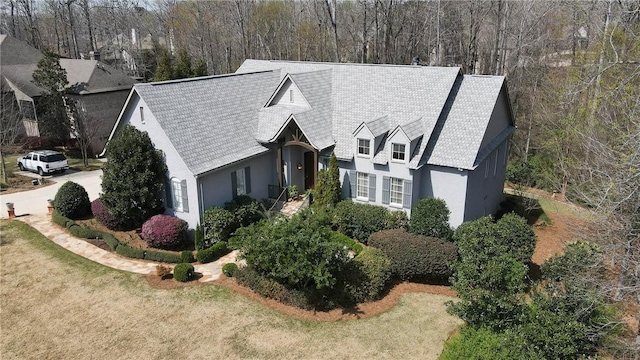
[144, 274, 457, 321]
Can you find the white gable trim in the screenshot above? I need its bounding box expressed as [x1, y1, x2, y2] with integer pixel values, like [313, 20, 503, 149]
[269, 114, 319, 149]
[263, 74, 311, 108]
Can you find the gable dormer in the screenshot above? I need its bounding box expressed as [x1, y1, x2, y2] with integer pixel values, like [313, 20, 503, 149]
[353, 123, 374, 158]
[265, 75, 311, 108]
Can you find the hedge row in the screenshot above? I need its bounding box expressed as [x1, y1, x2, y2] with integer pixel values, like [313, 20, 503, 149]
[52, 211, 191, 264]
[196, 241, 230, 263]
[234, 266, 312, 309]
[333, 201, 409, 243]
[369, 228, 458, 282]
[329, 231, 363, 255]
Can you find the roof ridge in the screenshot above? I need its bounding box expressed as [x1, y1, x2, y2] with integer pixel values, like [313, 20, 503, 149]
[139, 70, 276, 87]
[251, 59, 460, 71]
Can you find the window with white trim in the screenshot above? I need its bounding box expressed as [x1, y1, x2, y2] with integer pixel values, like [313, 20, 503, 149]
[231, 166, 251, 197]
[390, 178, 404, 206]
[139, 106, 145, 123]
[171, 178, 189, 213]
[357, 139, 370, 156]
[357, 172, 369, 198]
[391, 143, 406, 161]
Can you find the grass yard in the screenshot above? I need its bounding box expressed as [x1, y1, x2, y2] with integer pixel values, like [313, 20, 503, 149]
[0, 220, 462, 360]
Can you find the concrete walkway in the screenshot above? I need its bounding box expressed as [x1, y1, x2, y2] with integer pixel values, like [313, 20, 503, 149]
[17, 214, 238, 283]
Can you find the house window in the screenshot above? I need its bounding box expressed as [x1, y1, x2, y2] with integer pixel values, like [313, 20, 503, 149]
[357, 172, 369, 198]
[140, 106, 145, 123]
[382, 176, 412, 208]
[357, 139, 370, 156]
[390, 178, 404, 206]
[231, 167, 252, 197]
[171, 178, 189, 213]
[392, 143, 406, 161]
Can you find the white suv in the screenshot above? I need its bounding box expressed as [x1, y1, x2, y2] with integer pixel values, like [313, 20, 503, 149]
[17, 150, 69, 176]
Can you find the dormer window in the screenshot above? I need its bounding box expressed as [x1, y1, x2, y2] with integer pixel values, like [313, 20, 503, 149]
[357, 139, 370, 157]
[392, 143, 406, 161]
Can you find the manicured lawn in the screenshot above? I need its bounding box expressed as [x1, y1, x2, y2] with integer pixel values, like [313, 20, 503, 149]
[0, 220, 461, 359]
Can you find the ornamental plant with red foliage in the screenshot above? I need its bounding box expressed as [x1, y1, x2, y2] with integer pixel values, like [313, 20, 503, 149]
[141, 214, 188, 250]
[91, 198, 122, 230]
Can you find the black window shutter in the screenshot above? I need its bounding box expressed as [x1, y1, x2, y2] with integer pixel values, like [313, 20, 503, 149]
[231, 171, 237, 198]
[382, 176, 390, 205]
[245, 166, 251, 194]
[164, 176, 173, 208]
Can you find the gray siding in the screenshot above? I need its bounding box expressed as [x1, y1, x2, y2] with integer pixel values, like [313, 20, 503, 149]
[464, 139, 509, 221]
[199, 151, 278, 216]
[419, 165, 469, 227]
[480, 89, 511, 149]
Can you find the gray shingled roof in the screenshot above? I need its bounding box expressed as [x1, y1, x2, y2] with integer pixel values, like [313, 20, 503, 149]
[135, 71, 280, 175]
[422, 75, 509, 170]
[237, 60, 461, 161]
[365, 116, 390, 138]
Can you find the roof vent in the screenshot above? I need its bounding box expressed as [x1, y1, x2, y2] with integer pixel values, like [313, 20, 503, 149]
[411, 56, 420, 66]
[89, 51, 100, 61]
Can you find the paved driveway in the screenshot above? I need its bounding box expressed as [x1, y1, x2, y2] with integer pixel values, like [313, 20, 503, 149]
[0, 169, 103, 218]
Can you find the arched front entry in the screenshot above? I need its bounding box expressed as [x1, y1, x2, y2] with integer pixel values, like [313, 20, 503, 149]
[276, 124, 318, 192]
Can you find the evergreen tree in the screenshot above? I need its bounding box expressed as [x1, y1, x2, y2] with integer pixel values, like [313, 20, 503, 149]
[314, 153, 342, 207]
[154, 47, 173, 81]
[193, 59, 209, 77]
[32, 51, 70, 144]
[101, 125, 167, 230]
[174, 48, 193, 79]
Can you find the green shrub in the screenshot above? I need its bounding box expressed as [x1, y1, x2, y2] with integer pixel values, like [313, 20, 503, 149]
[52, 210, 72, 227]
[180, 250, 195, 263]
[173, 263, 195, 282]
[385, 211, 409, 230]
[68, 225, 103, 239]
[234, 266, 312, 309]
[103, 233, 119, 251]
[101, 125, 166, 230]
[115, 244, 145, 259]
[334, 201, 390, 243]
[54, 181, 91, 219]
[409, 198, 452, 239]
[202, 207, 236, 244]
[440, 327, 532, 360]
[369, 228, 457, 282]
[196, 241, 229, 263]
[222, 263, 238, 277]
[314, 153, 341, 207]
[223, 195, 263, 227]
[194, 223, 205, 251]
[344, 247, 392, 303]
[144, 250, 182, 263]
[329, 231, 363, 255]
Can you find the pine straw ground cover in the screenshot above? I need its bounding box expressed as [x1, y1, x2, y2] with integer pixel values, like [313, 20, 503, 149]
[0, 220, 462, 360]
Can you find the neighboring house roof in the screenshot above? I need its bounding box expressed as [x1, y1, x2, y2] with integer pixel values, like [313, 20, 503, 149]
[237, 60, 462, 162]
[132, 71, 281, 176]
[0, 34, 135, 97]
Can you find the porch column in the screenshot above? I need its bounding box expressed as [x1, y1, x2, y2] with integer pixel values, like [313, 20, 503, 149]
[277, 145, 283, 190]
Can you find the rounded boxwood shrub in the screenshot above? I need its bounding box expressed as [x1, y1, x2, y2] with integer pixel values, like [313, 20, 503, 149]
[369, 228, 458, 282]
[54, 181, 91, 219]
[344, 247, 392, 303]
[222, 262, 238, 277]
[410, 198, 452, 240]
[141, 214, 188, 250]
[173, 263, 194, 282]
[202, 207, 236, 244]
[180, 250, 195, 263]
[91, 198, 122, 230]
[334, 201, 390, 243]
